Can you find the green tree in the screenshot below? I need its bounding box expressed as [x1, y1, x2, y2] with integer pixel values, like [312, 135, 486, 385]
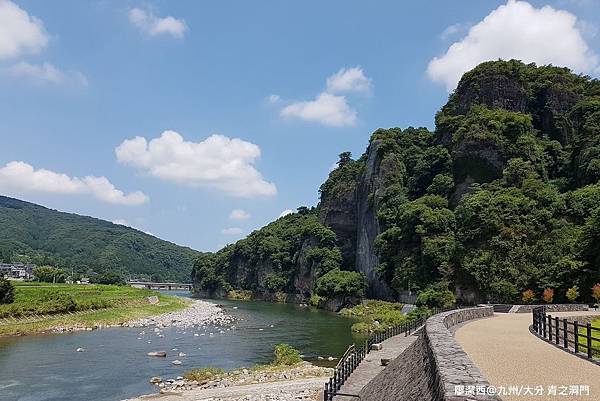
[34, 266, 66, 283]
[0, 278, 14, 304]
[315, 269, 367, 298]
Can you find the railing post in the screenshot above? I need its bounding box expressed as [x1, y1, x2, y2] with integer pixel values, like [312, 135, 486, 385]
[555, 316, 560, 345]
[543, 313, 547, 337]
[548, 315, 553, 342]
[563, 319, 568, 349]
[574, 321, 579, 353]
[587, 323, 593, 359]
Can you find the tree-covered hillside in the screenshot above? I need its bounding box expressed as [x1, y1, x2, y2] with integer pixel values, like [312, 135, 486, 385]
[0, 196, 199, 282]
[194, 60, 600, 305]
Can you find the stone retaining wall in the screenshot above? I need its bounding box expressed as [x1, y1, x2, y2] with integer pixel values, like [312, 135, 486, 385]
[513, 304, 588, 313]
[428, 307, 500, 401]
[359, 333, 437, 401]
[358, 307, 499, 401]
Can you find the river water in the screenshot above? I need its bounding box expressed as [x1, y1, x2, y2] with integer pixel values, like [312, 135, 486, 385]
[0, 293, 361, 401]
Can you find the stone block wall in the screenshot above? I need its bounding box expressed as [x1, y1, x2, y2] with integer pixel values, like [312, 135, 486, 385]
[359, 307, 500, 401]
[428, 307, 500, 401]
[514, 304, 588, 313]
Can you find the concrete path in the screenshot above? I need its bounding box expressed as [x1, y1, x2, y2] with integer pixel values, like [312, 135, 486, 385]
[333, 330, 421, 401]
[456, 311, 600, 401]
[123, 377, 326, 401]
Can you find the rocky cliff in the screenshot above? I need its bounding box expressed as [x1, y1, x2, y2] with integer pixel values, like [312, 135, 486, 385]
[194, 60, 600, 305]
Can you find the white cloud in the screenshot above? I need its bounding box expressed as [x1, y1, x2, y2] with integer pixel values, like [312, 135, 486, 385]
[2, 61, 88, 85]
[129, 7, 187, 38]
[115, 130, 277, 198]
[112, 218, 130, 226]
[326, 66, 372, 94]
[281, 92, 357, 127]
[229, 209, 250, 220]
[427, 0, 600, 90]
[267, 94, 281, 104]
[439, 23, 470, 41]
[279, 209, 293, 218]
[279, 67, 372, 127]
[0, 0, 48, 60]
[221, 227, 243, 236]
[0, 161, 148, 205]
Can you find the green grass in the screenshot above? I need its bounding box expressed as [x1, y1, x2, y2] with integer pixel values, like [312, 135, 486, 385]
[576, 318, 600, 358]
[0, 282, 189, 336]
[339, 300, 406, 333]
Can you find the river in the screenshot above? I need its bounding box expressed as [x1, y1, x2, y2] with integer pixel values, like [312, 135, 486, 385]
[0, 292, 362, 401]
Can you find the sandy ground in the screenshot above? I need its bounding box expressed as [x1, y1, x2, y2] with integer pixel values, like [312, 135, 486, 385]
[456, 311, 600, 401]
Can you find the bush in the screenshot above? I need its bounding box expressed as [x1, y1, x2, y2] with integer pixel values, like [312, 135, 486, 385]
[91, 271, 125, 285]
[183, 367, 224, 383]
[542, 288, 554, 304]
[351, 322, 371, 333]
[415, 282, 455, 308]
[315, 269, 366, 298]
[592, 284, 600, 305]
[566, 286, 579, 303]
[263, 274, 287, 292]
[488, 280, 518, 303]
[273, 343, 302, 365]
[0, 278, 14, 304]
[39, 292, 77, 314]
[34, 266, 65, 283]
[522, 289, 536, 304]
[309, 294, 323, 307]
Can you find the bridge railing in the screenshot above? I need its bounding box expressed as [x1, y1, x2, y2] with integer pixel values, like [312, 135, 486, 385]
[323, 306, 452, 401]
[532, 306, 600, 362]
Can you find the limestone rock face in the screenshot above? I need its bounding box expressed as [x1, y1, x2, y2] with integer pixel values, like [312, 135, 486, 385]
[354, 140, 395, 300]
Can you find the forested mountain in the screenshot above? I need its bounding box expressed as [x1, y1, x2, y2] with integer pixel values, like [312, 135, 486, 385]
[0, 196, 199, 282]
[193, 60, 600, 305]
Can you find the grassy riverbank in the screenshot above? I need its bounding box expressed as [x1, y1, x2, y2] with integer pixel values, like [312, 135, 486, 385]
[0, 282, 190, 336]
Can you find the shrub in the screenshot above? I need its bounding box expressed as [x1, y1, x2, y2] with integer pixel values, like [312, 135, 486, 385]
[542, 288, 554, 304]
[592, 284, 600, 305]
[91, 271, 125, 285]
[488, 280, 518, 303]
[566, 286, 579, 303]
[263, 274, 287, 292]
[309, 294, 323, 307]
[315, 269, 367, 298]
[183, 367, 224, 383]
[351, 322, 371, 333]
[34, 266, 65, 283]
[273, 343, 302, 366]
[0, 278, 14, 304]
[39, 291, 77, 314]
[522, 289, 536, 304]
[415, 282, 455, 308]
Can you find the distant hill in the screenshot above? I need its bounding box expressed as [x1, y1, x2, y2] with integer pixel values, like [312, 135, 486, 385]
[0, 196, 199, 282]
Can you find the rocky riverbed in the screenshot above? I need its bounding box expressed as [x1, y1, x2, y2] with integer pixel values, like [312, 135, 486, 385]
[126, 299, 234, 329]
[124, 362, 331, 401]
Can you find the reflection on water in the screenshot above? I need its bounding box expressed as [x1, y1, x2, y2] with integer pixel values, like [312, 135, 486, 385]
[0, 292, 361, 401]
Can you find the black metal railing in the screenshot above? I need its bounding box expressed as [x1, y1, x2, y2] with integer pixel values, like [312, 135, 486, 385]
[323, 306, 452, 401]
[532, 306, 600, 361]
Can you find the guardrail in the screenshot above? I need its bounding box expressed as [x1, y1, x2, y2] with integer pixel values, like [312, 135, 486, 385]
[532, 306, 600, 362]
[323, 306, 452, 401]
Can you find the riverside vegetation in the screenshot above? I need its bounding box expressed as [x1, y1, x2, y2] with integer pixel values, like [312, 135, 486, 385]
[192, 60, 600, 307]
[0, 281, 189, 335]
[150, 343, 331, 396]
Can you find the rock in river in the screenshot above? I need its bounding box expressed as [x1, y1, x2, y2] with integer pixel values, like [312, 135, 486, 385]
[147, 351, 167, 357]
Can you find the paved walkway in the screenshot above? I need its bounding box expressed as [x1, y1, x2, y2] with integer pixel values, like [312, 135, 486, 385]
[333, 329, 421, 401]
[456, 311, 600, 401]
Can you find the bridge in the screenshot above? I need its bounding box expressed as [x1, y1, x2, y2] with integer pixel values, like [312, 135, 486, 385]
[127, 281, 193, 291]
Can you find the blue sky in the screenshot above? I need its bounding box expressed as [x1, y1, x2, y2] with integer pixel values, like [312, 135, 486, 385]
[1, 0, 599, 251]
